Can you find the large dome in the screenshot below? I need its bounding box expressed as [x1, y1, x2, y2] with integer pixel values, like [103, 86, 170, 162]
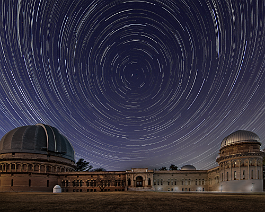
[0, 124, 75, 161]
[220, 130, 260, 148]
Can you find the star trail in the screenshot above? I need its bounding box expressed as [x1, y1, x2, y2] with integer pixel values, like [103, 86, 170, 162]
[0, 0, 265, 171]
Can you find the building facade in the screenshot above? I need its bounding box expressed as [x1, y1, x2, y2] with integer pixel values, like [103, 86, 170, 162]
[0, 124, 264, 192]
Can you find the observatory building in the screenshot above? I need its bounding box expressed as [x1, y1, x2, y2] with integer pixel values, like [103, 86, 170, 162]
[0, 124, 264, 192]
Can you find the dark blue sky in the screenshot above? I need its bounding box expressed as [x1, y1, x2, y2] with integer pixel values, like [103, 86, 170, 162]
[0, 0, 265, 170]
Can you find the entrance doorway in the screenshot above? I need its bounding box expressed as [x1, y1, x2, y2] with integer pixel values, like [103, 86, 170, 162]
[136, 176, 143, 187]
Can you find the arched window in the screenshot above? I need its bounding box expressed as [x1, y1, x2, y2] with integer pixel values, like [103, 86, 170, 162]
[80, 180, 83, 187]
[28, 164, 33, 171]
[136, 176, 143, 187]
[128, 178, 131, 186]
[34, 165, 39, 171]
[226, 172, 229, 181]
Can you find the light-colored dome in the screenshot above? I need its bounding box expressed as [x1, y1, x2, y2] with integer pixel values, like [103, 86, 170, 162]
[53, 185, 61, 189]
[0, 124, 75, 161]
[181, 165, 196, 170]
[221, 130, 260, 148]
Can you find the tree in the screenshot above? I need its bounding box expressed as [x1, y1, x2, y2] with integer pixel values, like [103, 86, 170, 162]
[91, 167, 106, 172]
[169, 164, 178, 170]
[75, 158, 93, 171]
[159, 166, 167, 171]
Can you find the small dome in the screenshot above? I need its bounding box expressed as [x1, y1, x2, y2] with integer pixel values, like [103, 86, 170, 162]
[0, 124, 75, 161]
[181, 165, 196, 170]
[53, 185, 61, 189]
[221, 130, 260, 148]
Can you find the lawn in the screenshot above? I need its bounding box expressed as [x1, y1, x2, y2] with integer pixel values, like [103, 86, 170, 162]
[0, 191, 265, 212]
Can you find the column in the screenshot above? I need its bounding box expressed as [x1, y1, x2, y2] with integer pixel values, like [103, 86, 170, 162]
[239, 160, 241, 180]
[248, 159, 250, 180]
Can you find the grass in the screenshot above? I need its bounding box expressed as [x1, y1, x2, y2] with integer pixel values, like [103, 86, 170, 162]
[1, 191, 265, 211]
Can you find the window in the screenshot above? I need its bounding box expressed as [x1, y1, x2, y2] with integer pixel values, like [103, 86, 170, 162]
[251, 170, 253, 179]
[29, 179, 31, 187]
[202, 179, 204, 185]
[47, 180, 49, 187]
[153, 180, 156, 186]
[161, 179, 163, 185]
[174, 179, 177, 185]
[11, 164, 15, 170]
[128, 178, 131, 186]
[148, 178, 151, 186]
[243, 170, 245, 179]
[195, 179, 197, 185]
[182, 180, 184, 185]
[86, 180, 90, 187]
[157, 179, 159, 185]
[66, 180, 69, 187]
[188, 179, 191, 185]
[234, 171, 236, 180]
[168, 179, 170, 185]
[227, 172, 229, 181]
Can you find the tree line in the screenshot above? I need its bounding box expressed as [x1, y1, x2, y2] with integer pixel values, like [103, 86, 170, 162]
[75, 159, 179, 172]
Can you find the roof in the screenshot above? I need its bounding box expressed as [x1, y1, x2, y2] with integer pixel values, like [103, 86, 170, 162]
[181, 165, 196, 170]
[220, 130, 260, 148]
[0, 124, 75, 161]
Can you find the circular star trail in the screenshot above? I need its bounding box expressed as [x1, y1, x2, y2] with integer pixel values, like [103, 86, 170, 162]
[0, 0, 265, 170]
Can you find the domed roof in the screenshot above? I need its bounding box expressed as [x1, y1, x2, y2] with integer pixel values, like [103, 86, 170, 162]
[181, 165, 196, 170]
[0, 124, 75, 161]
[221, 130, 260, 148]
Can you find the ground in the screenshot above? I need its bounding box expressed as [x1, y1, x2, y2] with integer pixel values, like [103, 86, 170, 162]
[0, 191, 265, 211]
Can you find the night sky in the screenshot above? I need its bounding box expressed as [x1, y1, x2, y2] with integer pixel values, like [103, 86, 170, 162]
[1, 0, 265, 171]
